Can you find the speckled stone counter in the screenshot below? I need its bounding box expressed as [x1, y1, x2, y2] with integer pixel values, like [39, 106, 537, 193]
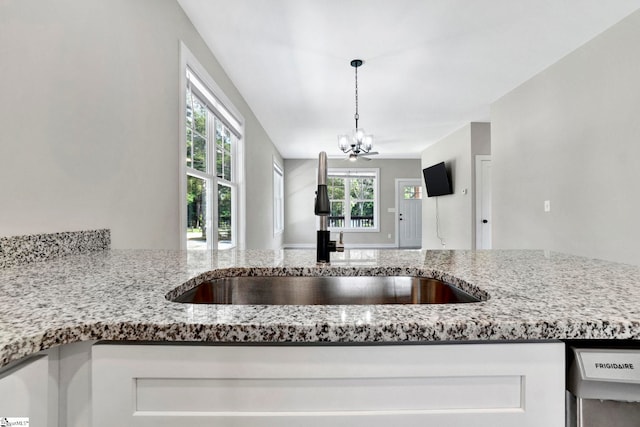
[0, 229, 110, 268]
[1, 248, 639, 368]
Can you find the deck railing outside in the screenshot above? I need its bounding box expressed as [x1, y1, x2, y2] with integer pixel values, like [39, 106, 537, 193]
[328, 216, 374, 228]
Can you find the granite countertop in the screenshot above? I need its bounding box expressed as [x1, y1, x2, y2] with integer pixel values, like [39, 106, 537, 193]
[1, 248, 640, 368]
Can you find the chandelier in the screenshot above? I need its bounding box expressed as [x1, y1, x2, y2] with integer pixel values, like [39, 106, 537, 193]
[338, 59, 377, 161]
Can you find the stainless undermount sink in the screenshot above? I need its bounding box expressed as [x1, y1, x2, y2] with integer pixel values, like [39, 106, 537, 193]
[172, 276, 482, 305]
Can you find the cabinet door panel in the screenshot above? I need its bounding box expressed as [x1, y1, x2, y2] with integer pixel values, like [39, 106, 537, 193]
[0, 355, 49, 424]
[135, 375, 522, 412]
[92, 342, 564, 427]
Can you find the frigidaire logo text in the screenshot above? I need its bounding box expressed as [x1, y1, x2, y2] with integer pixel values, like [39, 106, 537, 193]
[595, 362, 635, 370]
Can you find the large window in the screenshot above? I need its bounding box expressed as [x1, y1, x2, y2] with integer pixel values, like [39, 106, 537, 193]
[182, 58, 243, 250]
[327, 169, 379, 231]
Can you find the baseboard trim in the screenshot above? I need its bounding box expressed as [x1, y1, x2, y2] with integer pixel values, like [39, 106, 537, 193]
[283, 243, 399, 249]
[282, 243, 314, 249]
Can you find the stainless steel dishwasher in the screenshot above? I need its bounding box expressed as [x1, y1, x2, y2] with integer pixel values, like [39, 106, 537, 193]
[567, 346, 640, 426]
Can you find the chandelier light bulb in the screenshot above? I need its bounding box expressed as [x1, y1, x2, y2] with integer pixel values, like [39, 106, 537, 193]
[338, 135, 349, 151]
[363, 135, 373, 152]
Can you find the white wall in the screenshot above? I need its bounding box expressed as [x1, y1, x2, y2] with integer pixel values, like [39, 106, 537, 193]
[0, 0, 283, 250]
[283, 158, 421, 247]
[245, 150, 284, 250]
[491, 10, 640, 265]
[421, 123, 490, 249]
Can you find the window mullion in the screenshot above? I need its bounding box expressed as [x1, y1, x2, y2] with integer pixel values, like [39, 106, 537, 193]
[208, 112, 217, 249]
[186, 167, 210, 181]
[231, 133, 237, 183]
[345, 178, 351, 228]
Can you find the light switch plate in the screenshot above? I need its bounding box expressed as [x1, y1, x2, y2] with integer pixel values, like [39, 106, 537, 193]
[544, 200, 551, 212]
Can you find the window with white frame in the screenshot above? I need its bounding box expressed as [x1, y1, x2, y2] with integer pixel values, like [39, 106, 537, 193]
[327, 168, 379, 231]
[184, 65, 242, 250]
[273, 161, 284, 235]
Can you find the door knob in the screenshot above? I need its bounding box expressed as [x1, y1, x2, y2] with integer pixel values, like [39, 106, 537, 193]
[482, 219, 488, 224]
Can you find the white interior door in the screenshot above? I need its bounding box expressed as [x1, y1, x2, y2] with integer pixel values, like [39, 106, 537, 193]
[475, 156, 492, 249]
[397, 179, 423, 248]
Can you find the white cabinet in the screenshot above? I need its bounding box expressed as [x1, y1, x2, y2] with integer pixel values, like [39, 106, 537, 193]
[0, 353, 57, 426]
[92, 342, 565, 427]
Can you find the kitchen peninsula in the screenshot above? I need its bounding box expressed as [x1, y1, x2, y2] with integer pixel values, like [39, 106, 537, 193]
[1, 230, 640, 426]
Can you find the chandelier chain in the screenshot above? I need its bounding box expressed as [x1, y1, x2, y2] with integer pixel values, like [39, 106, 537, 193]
[354, 63, 359, 127]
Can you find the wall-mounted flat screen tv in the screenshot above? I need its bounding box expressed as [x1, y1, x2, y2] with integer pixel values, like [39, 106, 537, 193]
[423, 162, 453, 197]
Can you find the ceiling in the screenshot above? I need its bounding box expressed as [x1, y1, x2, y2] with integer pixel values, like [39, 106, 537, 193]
[177, 0, 640, 159]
